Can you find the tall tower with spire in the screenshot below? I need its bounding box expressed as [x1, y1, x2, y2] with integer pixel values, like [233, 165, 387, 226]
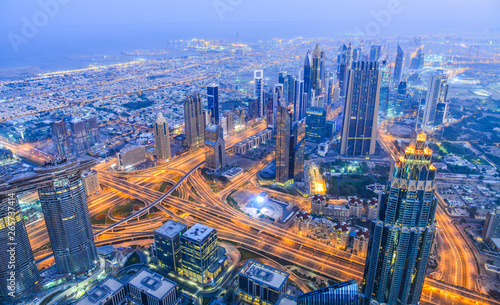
[361, 131, 438, 305]
[154, 112, 171, 160]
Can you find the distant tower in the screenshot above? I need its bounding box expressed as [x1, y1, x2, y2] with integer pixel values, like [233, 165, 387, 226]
[303, 51, 313, 104]
[275, 102, 291, 184]
[154, 113, 171, 160]
[184, 94, 205, 149]
[0, 194, 39, 300]
[361, 131, 438, 305]
[370, 45, 381, 61]
[346, 43, 353, 68]
[395, 81, 407, 116]
[311, 43, 322, 95]
[50, 120, 70, 157]
[207, 84, 220, 125]
[36, 159, 98, 274]
[254, 70, 264, 119]
[205, 124, 226, 172]
[423, 73, 448, 127]
[393, 43, 405, 85]
[340, 62, 381, 156]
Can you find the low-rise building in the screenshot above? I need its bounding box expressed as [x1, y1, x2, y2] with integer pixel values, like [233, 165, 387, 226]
[331, 222, 350, 250]
[75, 276, 126, 305]
[128, 269, 180, 305]
[353, 228, 370, 257]
[310, 194, 326, 215]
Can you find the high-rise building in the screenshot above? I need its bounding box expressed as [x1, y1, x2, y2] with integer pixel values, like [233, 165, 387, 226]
[338, 62, 348, 98]
[81, 169, 100, 197]
[154, 220, 188, 273]
[370, 45, 381, 61]
[223, 111, 234, 134]
[205, 124, 226, 172]
[278, 72, 288, 99]
[275, 102, 291, 184]
[483, 211, 500, 243]
[237, 260, 289, 305]
[287, 74, 296, 106]
[320, 50, 326, 82]
[117, 145, 146, 171]
[0, 195, 39, 300]
[303, 51, 313, 104]
[294, 79, 305, 121]
[154, 113, 171, 160]
[181, 223, 218, 283]
[35, 159, 98, 274]
[297, 280, 359, 305]
[203, 109, 210, 127]
[311, 44, 322, 96]
[395, 81, 407, 116]
[305, 107, 326, 143]
[50, 120, 70, 157]
[290, 119, 306, 182]
[70, 116, 100, 156]
[361, 131, 438, 305]
[254, 70, 264, 119]
[269, 84, 285, 130]
[393, 43, 405, 85]
[207, 84, 220, 125]
[411, 48, 425, 69]
[340, 61, 381, 156]
[184, 94, 205, 149]
[346, 43, 353, 68]
[380, 58, 391, 116]
[423, 73, 448, 127]
[220, 116, 227, 136]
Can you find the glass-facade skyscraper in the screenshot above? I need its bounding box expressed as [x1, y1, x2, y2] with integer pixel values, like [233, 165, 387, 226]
[393, 44, 405, 85]
[275, 102, 291, 184]
[36, 159, 98, 274]
[361, 131, 438, 305]
[207, 84, 220, 125]
[340, 61, 381, 156]
[305, 107, 326, 143]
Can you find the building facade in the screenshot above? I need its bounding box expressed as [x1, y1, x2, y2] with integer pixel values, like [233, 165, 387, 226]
[205, 124, 226, 172]
[154, 112, 171, 160]
[82, 169, 100, 197]
[128, 269, 180, 305]
[305, 107, 326, 143]
[154, 220, 188, 273]
[117, 145, 146, 171]
[254, 70, 264, 119]
[181, 223, 218, 283]
[361, 132, 438, 305]
[184, 94, 205, 149]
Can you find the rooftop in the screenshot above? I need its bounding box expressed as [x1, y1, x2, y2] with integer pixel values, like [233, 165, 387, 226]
[128, 269, 177, 300]
[182, 223, 216, 243]
[155, 220, 188, 238]
[238, 260, 289, 290]
[75, 276, 124, 305]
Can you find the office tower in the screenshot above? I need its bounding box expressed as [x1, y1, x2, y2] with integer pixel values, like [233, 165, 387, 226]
[128, 269, 180, 305]
[393, 43, 405, 85]
[220, 116, 227, 136]
[395, 81, 407, 116]
[184, 94, 205, 149]
[361, 131, 438, 305]
[294, 79, 305, 122]
[311, 43, 322, 95]
[181, 223, 218, 283]
[411, 48, 425, 69]
[303, 51, 313, 103]
[254, 70, 264, 119]
[370, 45, 381, 61]
[154, 220, 188, 273]
[287, 75, 296, 106]
[203, 109, 210, 127]
[270, 84, 284, 130]
[483, 211, 500, 243]
[154, 113, 171, 158]
[207, 84, 220, 125]
[205, 124, 226, 172]
[237, 260, 289, 305]
[0, 195, 39, 299]
[223, 111, 234, 133]
[36, 159, 98, 274]
[380, 58, 391, 116]
[423, 73, 448, 127]
[290, 118, 306, 182]
[325, 120, 336, 139]
[81, 169, 100, 197]
[337, 44, 347, 69]
[70, 116, 100, 155]
[325, 72, 335, 104]
[117, 145, 146, 170]
[278, 72, 288, 99]
[75, 276, 126, 305]
[275, 102, 291, 184]
[340, 61, 381, 156]
[305, 107, 326, 143]
[346, 43, 353, 68]
[248, 98, 259, 121]
[320, 50, 326, 81]
[338, 62, 348, 98]
[297, 280, 359, 305]
[50, 120, 70, 157]
[434, 102, 448, 125]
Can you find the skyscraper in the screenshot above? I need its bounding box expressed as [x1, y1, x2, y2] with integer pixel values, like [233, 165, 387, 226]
[290, 118, 306, 182]
[50, 120, 70, 157]
[207, 84, 220, 125]
[395, 81, 407, 116]
[275, 102, 291, 184]
[36, 159, 98, 274]
[184, 94, 205, 149]
[380, 58, 391, 116]
[370, 45, 381, 61]
[305, 107, 326, 143]
[294, 78, 305, 122]
[0, 194, 39, 300]
[340, 61, 381, 156]
[393, 43, 405, 85]
[361, 131, 438, 305]
[411, 48, 425, 69]
[303, 51, 313, 104]
[338, 62, 348, 98]
[287, 74, 296, 106]
[154, 113, 171, 160]
[70, 116, 100, 156]
[278, 72, 288, 99]
[205, 124, 226, 172]
[270, 84, 285, 130]
[423, 73, 448, 127]
[297, 280, 359, 305]
[311, 44, 322, 95]
[181, 223, 218, 283]
[254, 70, 264, 119]
[154, 220, 187, 273]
